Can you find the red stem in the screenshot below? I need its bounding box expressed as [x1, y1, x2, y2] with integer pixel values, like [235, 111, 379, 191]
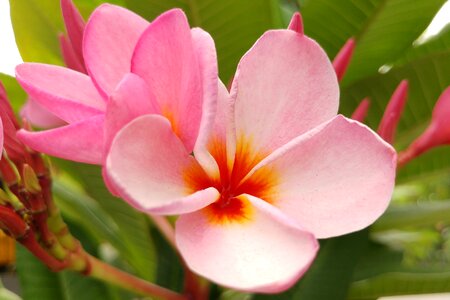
[0, 206, 27, 238]
[85, 253, 187, 300]
[19, 229, 67, 271]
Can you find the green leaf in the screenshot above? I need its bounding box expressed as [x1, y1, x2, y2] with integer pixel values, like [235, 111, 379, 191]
[396, 23, 450, 65]
[0, 73, 27, 114]
[352, 242, 404, 281]
[16, 239, 113, 300]
[348, 271, 450, 299]
[300, 0, 446, 86]
[16, 245, 64, 300]
[52, 180, 128, 258]
[73, 0, 125, 19]
[55, 161, 157, 282]
[373, 200, 450, 231]
[255, 229, 369, 300]
[151, 227, 184, 291]
[124, 0, 283, 82]
[9, 0, 64, 64]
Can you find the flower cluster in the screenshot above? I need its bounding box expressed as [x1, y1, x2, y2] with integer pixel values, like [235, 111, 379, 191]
[11, 2, 401, 292]
[0, 82, 81, 272]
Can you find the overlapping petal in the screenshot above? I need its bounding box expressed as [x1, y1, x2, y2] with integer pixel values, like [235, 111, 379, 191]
[16, 63, 105, 123]
[104, 73, 159, 154]
[244, 115, 396, 238]
[106, 115, 219, 215]
[17, 115, 104, 164]
[84, 4, 148, 96]
[21, 99, 65, 129]
[176, 194, 318, 293]
[131, 9, 207, 152]
[231, 30, 339, 156]
[190, 27, 220, 178]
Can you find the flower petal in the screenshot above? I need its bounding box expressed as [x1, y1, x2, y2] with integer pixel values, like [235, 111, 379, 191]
[191, 27, 219, 179]
[243, 115, 396, 239]
[21, 98, 66, 128]
[106, 115, 219, 215]
[104, 73, 159, 155]
[200, 81, 236, 181]
[131, 9, 205, 152]
[176, 194, 318, 293]
[16, 63, 105, 123]
[231, 30, 339, 156]
[17, 115, 104, 164]
[83, 4, 148, 96]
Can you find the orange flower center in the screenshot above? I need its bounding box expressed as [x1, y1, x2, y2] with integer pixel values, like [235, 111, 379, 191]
[185, 137, 278, 225]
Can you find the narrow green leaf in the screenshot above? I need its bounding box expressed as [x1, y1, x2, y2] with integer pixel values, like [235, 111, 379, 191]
[373, 200, 450, 231]
[56, 161, 157, 282]
[124, 0, 282, 82]
[53, 180, 127, 257]
[348, 271, 450, 299]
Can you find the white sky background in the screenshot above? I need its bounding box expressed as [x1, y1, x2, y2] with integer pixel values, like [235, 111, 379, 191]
[0, 1, 450, 76]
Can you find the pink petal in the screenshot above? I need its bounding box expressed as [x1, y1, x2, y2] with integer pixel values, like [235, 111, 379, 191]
[83, 4, 148, 96]
[244, 115, 396, 239]
[104, 73, 159, 155]
[231, 30, 339, 157]
[60, 0, 85, 66]
[191, 27, 219, 179]
[17, 115, 104, 164]
[176, 194, 318, 293]
[21, 98, 66, 129]
[131, 9, 206, 152]
[16, 63, 105, 123]
[106, 115, 219, 215]
[201, 81, 236, 180]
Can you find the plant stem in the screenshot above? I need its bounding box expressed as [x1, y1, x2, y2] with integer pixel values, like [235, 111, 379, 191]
[149, 215, 209, 299]
[85, 253, 187, 300]
[150, 215, 177, 248]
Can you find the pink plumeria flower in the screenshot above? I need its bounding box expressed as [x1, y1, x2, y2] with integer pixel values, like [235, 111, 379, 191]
[16, 6, 217, 177]
[105, 14, 397, 292]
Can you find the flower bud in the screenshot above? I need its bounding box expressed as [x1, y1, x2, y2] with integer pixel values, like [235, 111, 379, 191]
[333, 38, 355, 81]
[351, 98, 370, 122]
[288, 12, 304, 35]
[398, 86, 450, 166]
[23, 164, 42, 194]
[377, 80, 409, 144]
